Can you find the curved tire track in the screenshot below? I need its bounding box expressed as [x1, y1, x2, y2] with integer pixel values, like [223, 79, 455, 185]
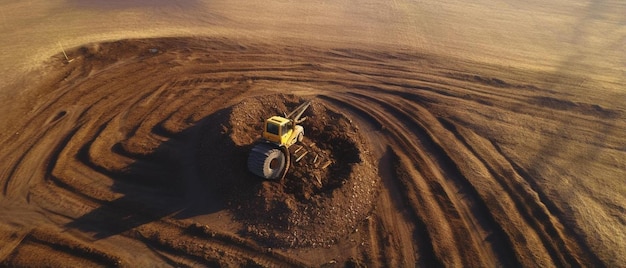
[0, 37, 618, 266]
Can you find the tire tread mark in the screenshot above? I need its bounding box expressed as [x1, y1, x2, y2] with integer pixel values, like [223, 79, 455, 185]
[350, 91, 520, 267]
[322, 93, 458, 266]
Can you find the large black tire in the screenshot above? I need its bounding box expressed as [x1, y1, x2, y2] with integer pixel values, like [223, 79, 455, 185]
[247, 143, 287, 180]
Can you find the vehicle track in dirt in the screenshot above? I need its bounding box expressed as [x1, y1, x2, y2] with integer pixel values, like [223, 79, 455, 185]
[0, 37, 623, 267]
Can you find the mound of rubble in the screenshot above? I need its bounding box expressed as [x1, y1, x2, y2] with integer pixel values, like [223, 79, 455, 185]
[196, 94, 380, 247]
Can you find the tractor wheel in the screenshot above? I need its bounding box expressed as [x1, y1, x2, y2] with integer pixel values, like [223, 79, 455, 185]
[247, 143, 287, 180]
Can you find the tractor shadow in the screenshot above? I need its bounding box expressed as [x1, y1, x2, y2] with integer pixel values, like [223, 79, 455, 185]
[64, 106, 263, 239]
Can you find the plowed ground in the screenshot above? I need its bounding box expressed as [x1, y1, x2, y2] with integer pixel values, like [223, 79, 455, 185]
[0, 37, 624, 267]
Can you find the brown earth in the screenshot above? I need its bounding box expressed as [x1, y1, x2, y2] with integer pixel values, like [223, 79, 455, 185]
[0, 36, 623, 267]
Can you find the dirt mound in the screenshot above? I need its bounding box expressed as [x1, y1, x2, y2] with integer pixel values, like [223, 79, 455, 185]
[196, 94, 379, 247]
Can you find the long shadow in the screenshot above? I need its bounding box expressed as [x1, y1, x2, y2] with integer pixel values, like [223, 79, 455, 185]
[65, 106, 261, 239]
[489, 1, 625, 266]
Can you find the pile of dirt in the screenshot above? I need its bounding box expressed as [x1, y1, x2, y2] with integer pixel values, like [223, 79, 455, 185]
[196, 94, 379, 247]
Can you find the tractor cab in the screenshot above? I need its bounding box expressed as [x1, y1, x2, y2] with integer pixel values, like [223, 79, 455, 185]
[248, 100, 311, 180]
[263, 116, 294, 146]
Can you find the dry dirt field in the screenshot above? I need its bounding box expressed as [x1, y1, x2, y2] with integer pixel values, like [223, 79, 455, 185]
[0, 0, 624, 267]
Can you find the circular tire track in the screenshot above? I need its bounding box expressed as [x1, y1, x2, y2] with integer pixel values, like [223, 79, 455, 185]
[0, 37, 620, 266]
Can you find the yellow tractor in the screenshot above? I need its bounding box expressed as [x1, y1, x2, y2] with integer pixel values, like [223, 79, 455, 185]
[247, 100, 312, 180]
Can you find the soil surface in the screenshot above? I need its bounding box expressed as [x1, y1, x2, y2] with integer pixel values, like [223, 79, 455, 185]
[0, 1, 625, 267]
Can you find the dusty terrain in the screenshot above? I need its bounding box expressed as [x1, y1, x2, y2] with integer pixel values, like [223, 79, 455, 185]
[0, 1, 624, 267]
